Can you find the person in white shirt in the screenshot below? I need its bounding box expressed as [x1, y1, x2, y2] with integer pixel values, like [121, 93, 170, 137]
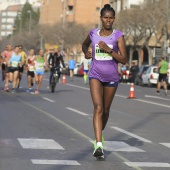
[82, 58, 91, 84]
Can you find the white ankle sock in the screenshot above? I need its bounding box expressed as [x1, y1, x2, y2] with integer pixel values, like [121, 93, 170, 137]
[97, 142, 102, 147]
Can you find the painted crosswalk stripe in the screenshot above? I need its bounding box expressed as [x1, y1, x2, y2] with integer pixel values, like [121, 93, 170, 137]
[111, 126, 152, 143]
[160, 143, 170, 148]
[31, 159, 80, 165]
[90, 140, 144, 152]
[125, 162, 170, 167]
[104, 141, 144, 152]
[18, 138, 64, 150]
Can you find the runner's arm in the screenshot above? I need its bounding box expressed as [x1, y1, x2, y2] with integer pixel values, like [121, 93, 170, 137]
[60, 54, 65, 68]
[82, 34, 92, 59]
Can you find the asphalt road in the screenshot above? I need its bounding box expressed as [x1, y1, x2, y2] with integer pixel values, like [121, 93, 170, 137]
[0, 72, 170, 170]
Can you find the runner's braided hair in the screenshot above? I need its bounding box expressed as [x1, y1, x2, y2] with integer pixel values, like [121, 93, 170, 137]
[100, 4, 115, 17]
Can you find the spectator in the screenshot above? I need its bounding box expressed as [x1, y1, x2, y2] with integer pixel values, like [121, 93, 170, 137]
[156, 57, 168, 95]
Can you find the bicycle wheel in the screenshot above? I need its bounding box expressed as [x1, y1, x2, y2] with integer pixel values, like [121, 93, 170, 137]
[51, 76, 56, 93]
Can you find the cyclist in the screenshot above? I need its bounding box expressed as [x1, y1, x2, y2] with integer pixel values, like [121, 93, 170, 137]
[48, 48, 66, 88]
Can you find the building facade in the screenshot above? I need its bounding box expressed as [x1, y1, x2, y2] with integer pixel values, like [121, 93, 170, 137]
[40, 0, 144, 26]
[0, 5, 21, 38]
[40, 0, 110, 27]
[0, 0, 42, 39]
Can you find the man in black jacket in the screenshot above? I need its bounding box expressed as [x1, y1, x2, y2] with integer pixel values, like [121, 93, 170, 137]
[129, 62, 139, 83]
[48, 48, 66, 87]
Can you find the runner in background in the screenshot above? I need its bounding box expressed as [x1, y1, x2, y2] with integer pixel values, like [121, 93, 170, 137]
[26, 49, 35, 93]
[17, 45, 27, 88]
[68, 56, 76, 81]
[82, 58, 91, 84]
[34, 49, 47, 94]
[2, 45, 13, 91]
[7, 46, 22, 93]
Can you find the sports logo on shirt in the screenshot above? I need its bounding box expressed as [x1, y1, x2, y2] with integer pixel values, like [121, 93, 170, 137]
[95, 44, 113, 61]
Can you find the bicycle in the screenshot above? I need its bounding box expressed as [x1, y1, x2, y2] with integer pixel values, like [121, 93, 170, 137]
[50, 67, 60, 93]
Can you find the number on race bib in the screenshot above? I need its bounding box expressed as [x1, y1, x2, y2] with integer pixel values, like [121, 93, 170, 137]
[95, 44, 113, 61]
[11, 61, 18, 67]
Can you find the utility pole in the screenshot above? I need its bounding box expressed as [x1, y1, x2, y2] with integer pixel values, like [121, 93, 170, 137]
[163, 0, 169, 58]
[63, 0, 67, 29]
[27, 10, 32, 35]
[98, 0, 103, 29]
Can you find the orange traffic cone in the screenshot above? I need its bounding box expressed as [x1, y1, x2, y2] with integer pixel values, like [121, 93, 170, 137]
[62, 74, 66, 84]
[128, 83, 136, 99]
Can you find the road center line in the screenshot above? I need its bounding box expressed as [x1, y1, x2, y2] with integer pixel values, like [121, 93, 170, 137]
[42, 97, 55, 103]
[111, 126, 152, 143]
[66, 83, 170, 108]
[6, 92, 141, 170]
[145, 95, 170, 101]
[66, 107, 88, 116]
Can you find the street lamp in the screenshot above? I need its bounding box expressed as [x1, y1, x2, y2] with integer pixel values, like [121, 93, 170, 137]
[18, 11, 22, 34]
[27, 10, 32, 35]
[98, 0, 103, 28]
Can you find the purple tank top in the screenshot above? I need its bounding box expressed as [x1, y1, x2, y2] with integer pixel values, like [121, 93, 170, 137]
[88, 28, 123, 82]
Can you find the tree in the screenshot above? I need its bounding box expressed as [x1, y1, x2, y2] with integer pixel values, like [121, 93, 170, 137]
[14, 1, 40, 34]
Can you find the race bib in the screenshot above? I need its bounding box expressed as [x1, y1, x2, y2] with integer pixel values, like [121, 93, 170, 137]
[95, 44, 113, 60]
[38, 63, 43, 68]
[29, 66, 34, 71]
[11, 61, 18, 67]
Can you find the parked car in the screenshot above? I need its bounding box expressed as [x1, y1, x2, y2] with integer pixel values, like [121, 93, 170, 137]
[141, 66, 159, 87]
[167, 68, 170, 86]
[135, 65, 149, 85]
[77, 64, 84, 76]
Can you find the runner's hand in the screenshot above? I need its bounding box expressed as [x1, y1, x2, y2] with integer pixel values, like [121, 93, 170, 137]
[85, 51, 92, 59]
[98, 41, 111, 53]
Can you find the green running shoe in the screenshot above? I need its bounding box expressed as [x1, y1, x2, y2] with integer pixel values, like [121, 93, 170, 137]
[93, 143, 104, 158]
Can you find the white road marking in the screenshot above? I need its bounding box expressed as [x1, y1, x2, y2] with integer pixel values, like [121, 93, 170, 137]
[65, 83, 170, 108]
[31, 159, 80, 165]
[125, 162, 170, 167]
[10, 94, 142, 170]
[42, 97, 55, 103]
[18, 138, 64, 150]
[136, 98, 170, 108]
[66, 107, 88, 116]
[66, 83, 90, 90]
[145, 95, 170, 101]
[111, 126, 152, 143]
[104, 141, 144, 152]
[160, 143, 170, 148]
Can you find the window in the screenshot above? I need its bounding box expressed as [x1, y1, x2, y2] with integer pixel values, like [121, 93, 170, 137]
[1, 18, 6, 23]
[7, 12, 17, 17]
[1, 25, 5, 29]
[1, 32, 6, 36]
[96, 7, 100, 11]
[67, 5, 73, 14]
[6, 25, 13, 29]
[2, 12, 7, 16]
[7, 18, 14, 23]
[68, 5, 73, 11]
